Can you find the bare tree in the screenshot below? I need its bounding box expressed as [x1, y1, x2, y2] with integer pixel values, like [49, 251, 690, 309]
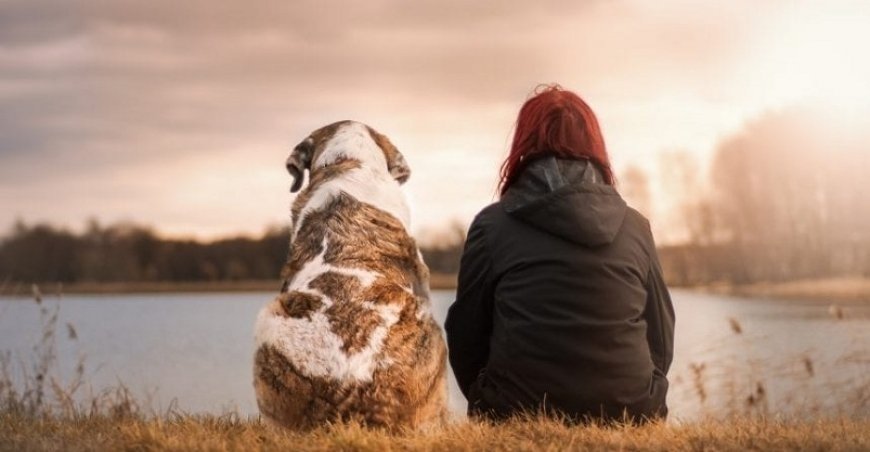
[620, 165, 653, 219]
[709, 107, 870, 282]
[658, 150, 714, 246]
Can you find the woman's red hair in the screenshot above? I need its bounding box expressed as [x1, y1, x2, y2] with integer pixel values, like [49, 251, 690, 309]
[498, 84, 613, 195]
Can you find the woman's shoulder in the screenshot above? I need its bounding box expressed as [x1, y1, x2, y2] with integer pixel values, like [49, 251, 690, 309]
[621, 207, 659, 258]
[456, 203, 503, 245]
[476, 201, 503, 219]
[469, 201, 510, 230]
[623, 206, 652, 232]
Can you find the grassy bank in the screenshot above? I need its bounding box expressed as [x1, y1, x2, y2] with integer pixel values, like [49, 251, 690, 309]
[2, 413, 869, 451]
[7, 276, 870, 301]
[698, 277, 870, 304]
[0, 273, 459, 296]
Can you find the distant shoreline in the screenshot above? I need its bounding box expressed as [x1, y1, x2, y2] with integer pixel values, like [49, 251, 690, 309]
[0, 273, 460, 297]
[691, 276, 870, 304]
[3, 276, 867, 303]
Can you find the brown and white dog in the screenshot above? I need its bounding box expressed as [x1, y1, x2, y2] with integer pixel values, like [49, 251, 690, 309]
[253, 120, 447, 430]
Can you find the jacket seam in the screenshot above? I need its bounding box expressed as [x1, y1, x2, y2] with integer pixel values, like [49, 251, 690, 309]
[477, 209, 497, 290]
[646, 266, 667, 372]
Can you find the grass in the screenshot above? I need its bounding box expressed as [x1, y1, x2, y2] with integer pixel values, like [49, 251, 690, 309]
[700, 276, 870, 303]
[2, 412, 869, 451]
[0, 280, 281, 296]
[6, 276, 868, 299]
[0, 273, 459, 296]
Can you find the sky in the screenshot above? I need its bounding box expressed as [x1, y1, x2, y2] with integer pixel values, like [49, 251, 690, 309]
[2, 0, 869, 242]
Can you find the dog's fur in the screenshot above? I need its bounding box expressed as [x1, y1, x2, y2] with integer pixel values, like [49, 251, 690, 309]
[253, 121, 447, 430]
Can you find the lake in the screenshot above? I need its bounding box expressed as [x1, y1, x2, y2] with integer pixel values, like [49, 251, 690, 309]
[1, 289, 867, 421]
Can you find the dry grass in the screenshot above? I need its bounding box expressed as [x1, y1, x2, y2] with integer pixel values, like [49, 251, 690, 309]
[429, 272, 458, 290]
[702, 277, 870, 303]
[0, 412, 868, 452]
[0, 280, 281, 296]
[0, 276, 459, 295]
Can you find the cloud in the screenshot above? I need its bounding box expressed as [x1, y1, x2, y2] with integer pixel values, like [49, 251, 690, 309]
[2, 0, 858, 238]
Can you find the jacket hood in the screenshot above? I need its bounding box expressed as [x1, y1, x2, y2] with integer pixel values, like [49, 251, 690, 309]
[502, 156, 627, 246]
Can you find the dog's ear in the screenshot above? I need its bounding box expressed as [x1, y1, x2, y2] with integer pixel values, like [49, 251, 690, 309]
[388, 151, 410, 184]
[287, 137, 314, 193]
[368, 128, 411, 184]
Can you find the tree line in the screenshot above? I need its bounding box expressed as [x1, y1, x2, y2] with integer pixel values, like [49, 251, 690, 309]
[644, 107, 870, 285]
[0, 219, 465, 287]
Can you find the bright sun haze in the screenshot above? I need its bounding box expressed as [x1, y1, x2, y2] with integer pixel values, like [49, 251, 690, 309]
[1, 0, 869, 244]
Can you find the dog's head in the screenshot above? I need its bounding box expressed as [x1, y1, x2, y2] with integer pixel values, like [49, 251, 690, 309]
[286, 120, 410, 193]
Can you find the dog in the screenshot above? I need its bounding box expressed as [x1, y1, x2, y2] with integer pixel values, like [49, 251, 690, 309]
[253, 120, 447, 430]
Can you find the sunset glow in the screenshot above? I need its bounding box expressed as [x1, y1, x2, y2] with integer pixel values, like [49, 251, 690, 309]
[1, 0, 868, 243]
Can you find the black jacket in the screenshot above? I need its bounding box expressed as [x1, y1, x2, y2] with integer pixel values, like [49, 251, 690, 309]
[445, 156, 675, 422]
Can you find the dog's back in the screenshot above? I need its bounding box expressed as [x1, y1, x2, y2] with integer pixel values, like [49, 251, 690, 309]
[253, 121, 447, 429]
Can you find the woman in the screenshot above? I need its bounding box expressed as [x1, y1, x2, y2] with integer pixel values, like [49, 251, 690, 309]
[445, 85, 674, 423]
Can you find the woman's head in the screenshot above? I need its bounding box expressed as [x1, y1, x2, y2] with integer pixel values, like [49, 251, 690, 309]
[498, 84, 613, 195]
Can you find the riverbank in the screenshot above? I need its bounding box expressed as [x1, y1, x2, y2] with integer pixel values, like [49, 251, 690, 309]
[2, 413, 868, 451]
[0, 273, 461, 297]
[0, 280, 280, 296]
[4, 276, 869, 303]
[697, 277, 870, 304]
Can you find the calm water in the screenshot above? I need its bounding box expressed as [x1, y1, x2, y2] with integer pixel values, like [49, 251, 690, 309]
[0, 290, 867, 420]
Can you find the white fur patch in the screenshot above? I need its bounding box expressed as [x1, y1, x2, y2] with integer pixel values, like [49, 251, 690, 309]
[293, 122, 411, 237]
[254, 238, 402, 383]
[285, 238, 379, 290]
